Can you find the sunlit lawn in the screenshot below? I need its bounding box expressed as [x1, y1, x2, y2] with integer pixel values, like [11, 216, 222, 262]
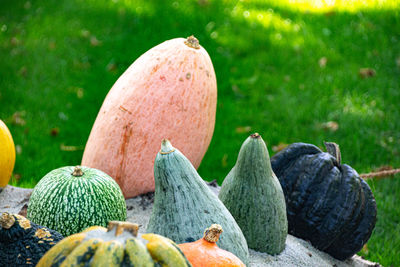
[1, 0, 399, 265]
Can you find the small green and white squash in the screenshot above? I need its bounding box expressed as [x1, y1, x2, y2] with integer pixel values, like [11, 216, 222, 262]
[147, 140, 249, 265]
[27, 166, 127, 236]
[219, 133, 288, 255]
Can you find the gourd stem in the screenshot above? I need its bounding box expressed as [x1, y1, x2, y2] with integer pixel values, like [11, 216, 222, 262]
[324, 142, 341, 166]
[184, 35, 200, 49]
[250, 133, 261, 139]
[107, 221, 140, 237]
[0, 212, 15, 229]
[72, 166, 84, 177]
[203, 224, 223, 243]
[160, 139, 176, 154]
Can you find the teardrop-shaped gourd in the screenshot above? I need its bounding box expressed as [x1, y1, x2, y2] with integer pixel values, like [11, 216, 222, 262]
[219, 133, 288, 255]
[0, 213, 63, 266]
[37, 221, 191, 267]
[0, 120, 16, 188]
[178, 224, 246, 267]
[147, 140, 249, 264]
[82, 35, 217, 198]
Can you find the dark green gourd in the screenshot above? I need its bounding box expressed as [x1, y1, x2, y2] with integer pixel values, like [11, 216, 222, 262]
[147, 140, 249, 264]
[270, 142, 377, 260]
[0, 213, 63, 266]
[219, 133, 288, 255]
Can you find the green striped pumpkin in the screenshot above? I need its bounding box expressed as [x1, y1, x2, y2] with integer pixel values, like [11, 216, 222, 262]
[27, 166, 127, 236]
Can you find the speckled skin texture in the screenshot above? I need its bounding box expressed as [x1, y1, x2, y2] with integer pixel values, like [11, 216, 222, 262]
[270, 142, 377, 260]
[0, 213, 63, 266]
[27, 166, 127, 236]
[147, 140, 249, 265]
[219, 134, 288, 255]
[82, 37, 217, 198]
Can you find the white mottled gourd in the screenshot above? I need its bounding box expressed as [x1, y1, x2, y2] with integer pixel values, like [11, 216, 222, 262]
[147, 140, 249, 265]
[27, 166, 127, 236]
[82, 35, 217, 198]
[219, 133, 288, 255]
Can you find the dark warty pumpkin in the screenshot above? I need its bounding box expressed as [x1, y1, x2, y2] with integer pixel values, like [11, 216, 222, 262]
[270, 142, 377, 260]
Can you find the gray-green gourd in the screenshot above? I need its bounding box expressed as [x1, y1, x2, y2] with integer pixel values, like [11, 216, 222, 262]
[147, 140, 249, 264]
[219, 133, 288, 255]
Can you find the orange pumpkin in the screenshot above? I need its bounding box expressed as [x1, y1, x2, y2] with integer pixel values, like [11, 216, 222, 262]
[82, 36, 217, 198]
[178, 224, 246, 267]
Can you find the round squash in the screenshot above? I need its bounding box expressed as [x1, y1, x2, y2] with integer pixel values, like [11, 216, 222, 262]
[0, 213, 63, 266]
[0, 119, 15, 188]
[178, 224, 246, 267]
[81, 35, 217, 198]
[270, 142, 377, 260]
[27, 166, 127, 236]
[37, 221, 192, 267]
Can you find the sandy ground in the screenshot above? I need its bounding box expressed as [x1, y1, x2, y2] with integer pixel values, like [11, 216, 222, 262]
[1, 184, 380, 266]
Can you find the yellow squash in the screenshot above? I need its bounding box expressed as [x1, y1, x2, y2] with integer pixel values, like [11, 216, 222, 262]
[0, 119, 15, 187]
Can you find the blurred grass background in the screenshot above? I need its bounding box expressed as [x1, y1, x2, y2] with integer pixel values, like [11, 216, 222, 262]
[1, 0, 399, 265]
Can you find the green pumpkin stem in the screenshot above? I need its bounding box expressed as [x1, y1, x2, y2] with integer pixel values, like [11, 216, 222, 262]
[203, 224, 223, 243]
[184, 35, 200, 49]
[107, 221, 140, 237]
[324, 142, 341, 166]
[250, 132, 261, 139]
[72, 166, 84, 177]
[0, 212, 15, 229]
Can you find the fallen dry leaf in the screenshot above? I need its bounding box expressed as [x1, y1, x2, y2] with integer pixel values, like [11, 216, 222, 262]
[18, 66, 27, 77]
[11, 111, 26, 126]
[320, 121, 339, 131]
[235, 126, 252, 133]
[50, 128, 59, 136]
[90, 36, 101, 47]
[15, 144, 22, 155]
[76, 88, 84, 98]
[60, 144, 84, 151]
[359, 68, 376, 78]
[272, 142, 288, 152]
[221, 153, 228, 168]
[318, 57, 327, 68]
[107, 62, 118, 72]
[81, 29, 90, 38]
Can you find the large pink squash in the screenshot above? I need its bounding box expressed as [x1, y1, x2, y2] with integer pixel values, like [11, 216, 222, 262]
[82, 36, 217, 198]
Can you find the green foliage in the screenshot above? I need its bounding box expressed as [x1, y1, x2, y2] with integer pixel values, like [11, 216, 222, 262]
[0, 0, 399, 265]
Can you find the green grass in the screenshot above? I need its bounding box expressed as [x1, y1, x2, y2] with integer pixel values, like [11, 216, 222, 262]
[1, 0, 399, 265]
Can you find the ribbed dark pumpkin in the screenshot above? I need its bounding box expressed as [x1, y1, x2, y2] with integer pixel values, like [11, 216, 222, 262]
[270, 142, 377, 260]
[0, 213, 63, 266]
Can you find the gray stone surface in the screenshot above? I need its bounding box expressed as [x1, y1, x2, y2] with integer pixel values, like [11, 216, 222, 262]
[0, 184, 380, 267]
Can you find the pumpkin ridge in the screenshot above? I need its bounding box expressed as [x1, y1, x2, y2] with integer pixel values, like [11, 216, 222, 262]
[325, 177, 376, 260]
[270, 143, 321, 174]
[316, 165, 361, 249]
[296, 167, 341, 236]
[288, 153, 333, 217]
[290, 154, 340, 238]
